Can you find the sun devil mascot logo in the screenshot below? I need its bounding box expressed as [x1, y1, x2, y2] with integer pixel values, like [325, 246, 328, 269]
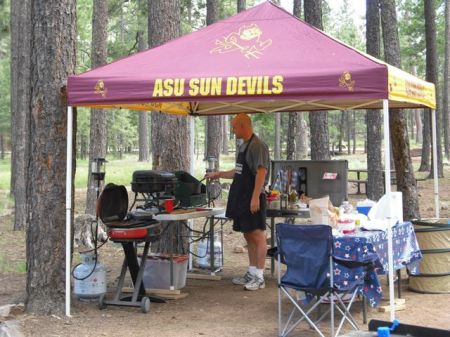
[210, 24, 272, 59]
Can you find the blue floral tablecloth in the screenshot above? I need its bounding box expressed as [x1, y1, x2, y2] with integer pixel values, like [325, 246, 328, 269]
[332, 221, 422, 307]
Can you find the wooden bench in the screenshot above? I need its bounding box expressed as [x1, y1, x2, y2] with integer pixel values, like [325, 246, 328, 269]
[348, 179, 367, 195]
[348, 169, 427, 195]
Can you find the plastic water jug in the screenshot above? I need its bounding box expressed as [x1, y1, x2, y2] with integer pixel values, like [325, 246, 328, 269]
[195, 236, 222, 269]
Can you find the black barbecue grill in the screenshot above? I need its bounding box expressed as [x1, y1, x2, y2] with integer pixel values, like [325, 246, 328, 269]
[97, 183, 162, 313]
[130, 170, 177, 210]
[130, 170, 207, 209]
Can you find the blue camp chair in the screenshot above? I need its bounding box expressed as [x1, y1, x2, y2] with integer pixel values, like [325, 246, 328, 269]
[276, 224, 362, 337]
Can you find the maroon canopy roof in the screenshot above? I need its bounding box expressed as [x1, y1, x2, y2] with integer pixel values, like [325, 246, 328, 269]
[67, 1, 434, 115]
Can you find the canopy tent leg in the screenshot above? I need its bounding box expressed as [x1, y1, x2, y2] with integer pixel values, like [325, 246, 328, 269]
[382, 99, 395, 321]
[431, 109, 439, 219]
[65, 106, 73, 317]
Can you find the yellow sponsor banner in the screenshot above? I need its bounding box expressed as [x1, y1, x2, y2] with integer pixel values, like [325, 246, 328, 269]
[81, 102, 191, 115]
[388, 65, 436, 109]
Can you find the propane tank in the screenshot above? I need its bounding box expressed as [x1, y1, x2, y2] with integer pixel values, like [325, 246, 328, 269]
[73, 252, 106, 300]
[195, 235, 222, 269]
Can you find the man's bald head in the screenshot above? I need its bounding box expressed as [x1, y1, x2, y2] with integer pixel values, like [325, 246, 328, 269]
[231, 113, 253, 140]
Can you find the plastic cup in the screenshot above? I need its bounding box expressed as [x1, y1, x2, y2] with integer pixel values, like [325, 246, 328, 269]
[164, 199, 175, 213]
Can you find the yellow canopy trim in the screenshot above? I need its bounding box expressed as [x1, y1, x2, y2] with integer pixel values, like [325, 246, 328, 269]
[388, 65, 436, 109]
[81, 102, 191, 115]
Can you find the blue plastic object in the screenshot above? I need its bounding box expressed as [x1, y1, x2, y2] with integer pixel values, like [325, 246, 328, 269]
[377, 327, 390, 337]
[390, 319, 400, 331]
[356, 206, 372, 216]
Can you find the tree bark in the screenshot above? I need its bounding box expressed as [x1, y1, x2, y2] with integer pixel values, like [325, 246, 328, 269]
[366, 0, 384, 201]
[293, 0, 302, 18]
[0, 134, 4, 160]
[296, 115, 308, 159]
[138, 0, 150, 162]
[286, 112, 297, 160]
[304, 0, 330, 160]
[149, 0, 190, 172]
[380, 0, 420, 219]
[444, 0, 450, 159]
[274, 114, 281, 159]
[424, 0, 443, 178]
[26, 0, 76, 314]
[10, 0, 31, 230]
[86, 0, 108, 215]
[237, 0, 246, 12]
[222, 116, 229, 155]
[292, 0, 307, 160]
[148, 0, 190, 254]
[205, 0, 222, 164]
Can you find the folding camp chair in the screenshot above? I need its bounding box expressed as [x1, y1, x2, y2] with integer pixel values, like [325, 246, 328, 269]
[276, 224, 363, 337]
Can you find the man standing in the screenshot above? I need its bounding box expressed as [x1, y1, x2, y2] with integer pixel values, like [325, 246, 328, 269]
[205, 113, 269, 290]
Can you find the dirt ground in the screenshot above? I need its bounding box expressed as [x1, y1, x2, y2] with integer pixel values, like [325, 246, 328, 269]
[1, 172, 450, 337]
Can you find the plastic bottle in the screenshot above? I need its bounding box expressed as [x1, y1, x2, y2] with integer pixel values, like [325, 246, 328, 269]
[195, 235, 222, 269]
[339, 200, 353, 215]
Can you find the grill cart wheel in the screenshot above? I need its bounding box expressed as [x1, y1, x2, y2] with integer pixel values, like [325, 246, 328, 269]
[141, 296, 151, 313]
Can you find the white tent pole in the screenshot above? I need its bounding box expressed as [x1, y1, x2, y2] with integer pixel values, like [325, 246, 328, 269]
[431, 109, 439, 219]
[65, 106, 73, 317]
[383, 99, 395, 321]
[189, 116, 195, 175]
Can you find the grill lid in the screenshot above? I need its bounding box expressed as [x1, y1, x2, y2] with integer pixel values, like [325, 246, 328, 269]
[97, 183, 128, 223]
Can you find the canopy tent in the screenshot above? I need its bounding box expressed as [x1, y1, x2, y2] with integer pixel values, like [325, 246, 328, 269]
[66, 1, 438, 321]
[67, 2, 435, 114]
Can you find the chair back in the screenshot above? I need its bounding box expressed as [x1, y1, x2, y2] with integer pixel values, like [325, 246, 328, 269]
[276, 224, 333, 291]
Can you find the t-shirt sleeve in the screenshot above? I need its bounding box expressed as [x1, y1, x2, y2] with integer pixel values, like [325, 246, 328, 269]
[247, 141, 270, 174]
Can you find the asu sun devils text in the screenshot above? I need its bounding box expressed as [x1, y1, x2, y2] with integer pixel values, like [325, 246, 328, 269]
[152, 75, 284, 97]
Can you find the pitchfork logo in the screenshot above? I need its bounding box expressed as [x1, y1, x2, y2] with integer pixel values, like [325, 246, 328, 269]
[94, 80, 107, 97]
[339, 71, 355, 91]
[210, 24, 272, 59]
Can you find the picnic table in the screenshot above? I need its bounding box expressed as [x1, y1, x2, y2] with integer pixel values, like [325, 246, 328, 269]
[348, 169, 426, 195]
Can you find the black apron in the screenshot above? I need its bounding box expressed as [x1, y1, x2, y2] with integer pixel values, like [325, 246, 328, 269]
[225, 135, 266, 232]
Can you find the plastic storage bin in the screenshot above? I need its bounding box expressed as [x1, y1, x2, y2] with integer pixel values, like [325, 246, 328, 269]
[139, 254, 188, 290]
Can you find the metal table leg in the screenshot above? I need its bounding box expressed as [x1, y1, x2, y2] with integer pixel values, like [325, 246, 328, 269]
[209, 215, 215, 275]
[270, 216, 275, 276]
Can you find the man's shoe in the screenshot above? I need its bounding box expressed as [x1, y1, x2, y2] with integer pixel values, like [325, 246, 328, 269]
[232, 271, 254, 285]
[244, 276, 265, 291]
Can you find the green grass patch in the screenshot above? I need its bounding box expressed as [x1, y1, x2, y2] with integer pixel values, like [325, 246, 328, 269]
[0, 255, 26, 274]
[0, 158, 11, 190]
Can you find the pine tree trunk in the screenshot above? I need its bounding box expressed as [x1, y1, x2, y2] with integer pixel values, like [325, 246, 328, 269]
[366, 0, 384, 201]
[352, 111, 356, 154]
[274, 114, 281, 159]
[424, 0, 443, 178]
[304, 0, 330, 160]
[205, 0, 222, 165]
[86, 0, 108, 215]
[26, 0, 76, 315]
[380, 0, 420, 219]
[222, 116, 229, 155]
[0, 134, 4, 160]
[346, 111, 351, 155]
[444, 0, 450, 159]
[10, 0, 31, 231]
[293, 0, 302, 18]
[237, 0, 246, 12]
[286, 112, 297, 160]
[296, 113, 308, 159]
[138, 0, 150, 162]
[148, 0, 190, 254]
[292, 1, 307, 160]
[415, 109, 423, 143]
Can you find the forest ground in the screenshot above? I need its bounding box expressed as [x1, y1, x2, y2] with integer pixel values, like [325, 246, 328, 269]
[1, 156, 450, 337]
